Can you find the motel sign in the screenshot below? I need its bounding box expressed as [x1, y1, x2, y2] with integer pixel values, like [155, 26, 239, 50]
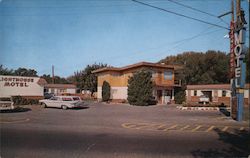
[231, 7, 247, 121]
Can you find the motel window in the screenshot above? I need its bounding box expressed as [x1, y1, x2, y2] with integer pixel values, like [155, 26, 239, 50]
[164, 71, 173, 80]
[149, 70, 157, 77]
[222, 90, 227, 97]
[59, 89, 66, 93]
[194, 90, 197, 96]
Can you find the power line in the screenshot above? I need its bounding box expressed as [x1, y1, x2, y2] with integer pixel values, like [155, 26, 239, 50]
[0, 9, 155, 16]
[114, 20, 228, 66]
[167, 0, 217, 17]
[167, 0, 229, 25]
[104, 23, 224, 65]
[132, 0, 230, 30]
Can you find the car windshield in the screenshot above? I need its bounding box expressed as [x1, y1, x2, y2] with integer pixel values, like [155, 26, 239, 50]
[73, 97, 80, 101]
[62, 97, 73, 101]
[50, 97, 59, 100]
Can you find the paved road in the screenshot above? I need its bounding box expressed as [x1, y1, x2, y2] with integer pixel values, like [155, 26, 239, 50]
[1, 103, 249, 158]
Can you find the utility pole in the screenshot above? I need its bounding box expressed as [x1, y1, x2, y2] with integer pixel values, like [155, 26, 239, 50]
[52, 65, 55, 84]
[230, 0, 237, 120]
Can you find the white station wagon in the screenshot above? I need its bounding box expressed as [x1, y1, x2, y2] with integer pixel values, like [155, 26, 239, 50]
[39, 96, 84, 110]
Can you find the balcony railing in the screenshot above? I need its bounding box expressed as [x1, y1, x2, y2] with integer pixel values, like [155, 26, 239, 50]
[174, 80, 182, 87]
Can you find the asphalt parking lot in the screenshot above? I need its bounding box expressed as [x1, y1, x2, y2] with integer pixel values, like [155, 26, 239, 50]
[1, 103, 249, 158]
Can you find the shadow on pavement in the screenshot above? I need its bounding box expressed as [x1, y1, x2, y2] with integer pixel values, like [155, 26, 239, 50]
[0, 107, 31, 113]
[191, 128, 250, 158]
[44, 106, 89, 110]
[219, 107, 230, 117]
[71, 106, 89, 110]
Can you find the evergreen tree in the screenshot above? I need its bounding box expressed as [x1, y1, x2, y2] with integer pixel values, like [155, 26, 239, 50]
[127, 70, 153, 106]
[68, 63, 107, 95]
[102, 81, 110, 102]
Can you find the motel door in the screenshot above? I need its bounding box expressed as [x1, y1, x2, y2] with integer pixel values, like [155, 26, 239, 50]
[157, 90, 163, 104]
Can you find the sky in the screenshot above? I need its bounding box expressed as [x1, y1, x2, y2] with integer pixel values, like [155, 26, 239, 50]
[0, 0, 249, 77]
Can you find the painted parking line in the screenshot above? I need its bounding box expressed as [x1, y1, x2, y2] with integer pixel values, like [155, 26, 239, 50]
[206, 126, 215, 132]
[122, 122, 249, 133]
[222, 126, 229, 132]
[240, 127, 245, 131]
[163, 124, 178, 131]
[180, 125, 190, 131]
[191, 125, 202, 132]
[0, 118, 30, 124]
[156, 124, 168, 131]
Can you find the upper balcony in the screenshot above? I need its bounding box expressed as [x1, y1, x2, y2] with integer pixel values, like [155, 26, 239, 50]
[174, 79, 182, 87]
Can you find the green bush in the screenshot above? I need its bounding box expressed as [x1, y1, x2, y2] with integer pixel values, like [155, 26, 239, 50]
[12, 96, 39, 105]
[102, 81, 111, 102]
[175, 90, 186, 104]
[127, 70, 154, 106]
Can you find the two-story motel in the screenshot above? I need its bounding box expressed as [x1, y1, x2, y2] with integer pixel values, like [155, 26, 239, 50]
[93, 62, 181, 104]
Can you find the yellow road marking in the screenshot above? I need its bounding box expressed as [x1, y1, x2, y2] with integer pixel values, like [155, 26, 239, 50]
[192, 125, 202, 132]
[122, 123, 248, 133]
[206, 126, 215, 132]
[134, 123, 152, 129]
[156, 124, 167, 129]
[163, 124, 178, 131]
[222, 126, 228, 132]
[180, 125, 190, 130]
[122, 123, 136, 128]
[239, 127, 244, 131]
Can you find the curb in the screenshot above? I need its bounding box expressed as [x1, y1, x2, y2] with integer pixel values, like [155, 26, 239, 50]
[176, 106, 230, 111]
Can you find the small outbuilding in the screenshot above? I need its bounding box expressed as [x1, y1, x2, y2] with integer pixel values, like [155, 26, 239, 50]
[186, 84, 249, 106]
[44, 84, 77, 95]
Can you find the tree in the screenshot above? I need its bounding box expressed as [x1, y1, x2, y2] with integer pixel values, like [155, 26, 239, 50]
[14, 67, 38, 77]
[68, 63, 107, 95]
[159, 50, 230, 85]
[0, 65, 14, 75]
[41, 74, 70, 84]
[127, 70, 153, 106]
[102, 81, 110, 101]
[0, 65, 38, 77]
[174, 88, 186, 104]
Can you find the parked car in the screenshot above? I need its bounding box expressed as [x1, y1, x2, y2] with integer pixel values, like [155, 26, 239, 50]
[0, 97, 15, 110]
[44, 92, 54, 99]
[39, 96, 84, 110]
[199, 95, 210, 104]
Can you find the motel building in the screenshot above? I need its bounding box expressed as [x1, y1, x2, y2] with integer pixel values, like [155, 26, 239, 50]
[186, 84, 249, 106]
[0, 75, 77, 99]
[44, 84, 77, 96]
[93, 62, 181, 104]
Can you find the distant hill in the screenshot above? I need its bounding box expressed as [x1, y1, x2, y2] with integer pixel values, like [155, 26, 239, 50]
[158, 49, 249, 85]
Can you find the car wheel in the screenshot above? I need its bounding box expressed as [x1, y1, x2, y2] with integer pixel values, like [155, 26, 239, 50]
[42, 103, 47, 108]
[61, 105, 67, 110]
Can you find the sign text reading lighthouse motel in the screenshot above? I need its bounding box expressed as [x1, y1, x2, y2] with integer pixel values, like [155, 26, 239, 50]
[0, 76, 34, 87]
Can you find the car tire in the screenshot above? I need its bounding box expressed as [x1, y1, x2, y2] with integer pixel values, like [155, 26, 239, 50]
[42, 103, 47, 108]
[61, 105, 67, 110]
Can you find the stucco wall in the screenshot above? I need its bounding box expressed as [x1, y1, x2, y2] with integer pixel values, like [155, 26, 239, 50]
[97, 86, 127, 100]
[66, 88, 76, 94]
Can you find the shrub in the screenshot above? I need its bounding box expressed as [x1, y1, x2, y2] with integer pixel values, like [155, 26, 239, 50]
[127, 70, 153, 106]
[12, 96, 22, 105]
[175, 90, 186, 104]
[12, 96, 39, 105]
[102, 81, 111, 102]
